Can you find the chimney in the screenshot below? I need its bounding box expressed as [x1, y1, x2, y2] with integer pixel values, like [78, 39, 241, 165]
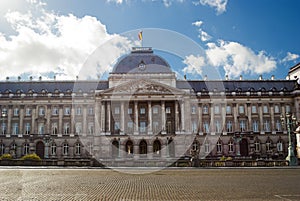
[239, 75, 243, 80]
[225, 75, 228, 80]
[184, 74, 187, 80]
[76, 76, 79, 80]
[18, 76, 21, 81]
[30, 76, 33, 81]
[6, 77, 9, 81]
[259, 75, 263, 80]
[39, 76, 42, 81]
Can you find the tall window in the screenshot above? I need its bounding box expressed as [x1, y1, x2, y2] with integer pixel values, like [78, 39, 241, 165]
[192, 141, 199, 151]
[274, 105, 280, 114]
[226, 105, 232, 114]
[13, 108, 19, 116]
[277, 140, 283, 152]
[75, 122, 82, 134]
[23, 143, 30, 155]
[0, 144, 5, 155]
[88, 123, 94, 135]
[228, 141, 234, 153]
[12, 123, 19, 135]
[263, 119, 270, 132]
[203, 121, 210, 133]
[140, 107, 146, 115]
[128, 107, 133, 114]
[51, 143, 56, 155]
[63, 143, 69, 155]
[52, 122, 58, 135]
[114, 122, 120, 131]
[1, 123, 7, 134]
[140, 122, 146, 132]
[254, 140, 260, 152]
[263, 105, 269, 113]
[285, 105, 291, 113]
[153, 121, 159, 133]
[203, 105, 209, 114]
[275, 119, 281, 131]
[75, 143, 81, 155]
[214, 105, 220, 114]
[166, 121, 172, 134]
[215, 120, 221, 133]
[253, 120, 259, 132]
[266, 140, 272, 152]
[166, 107, 171, 114]
[25, 123, 31, 134]
[239, 105, 245, 114]
[64, 122, 70, 134]
[114, 107, 120, 114]
[192, 121, 197, 133]
[216, 140, 222, 153]
[127, 121, 133, 133]
[226, 120, 233, 132]
[152, 106, 158, 114]
[52, 107, 59, 115]
[76, 107, 82, 115]
[64, 107, 71, 115]
[25, 108, 31, 116]
[251, 105, 257, 114]
[88, 107, 94, 115]
[205, 141, 210, 153]
[39, 107, 45, 116]
[191, 106, 196, 114]
[239, 120, 246, 132]
[38, 123, 44, 134]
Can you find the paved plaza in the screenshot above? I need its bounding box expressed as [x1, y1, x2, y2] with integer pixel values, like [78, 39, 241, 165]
[0, 167, 299, 201]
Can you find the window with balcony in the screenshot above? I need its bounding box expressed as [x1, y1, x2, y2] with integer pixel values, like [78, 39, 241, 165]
[263, 119, 271, 132]
[226, 120, 233, 132]
[51, 122, 58, 135]
[239, 120, 247, 132]
[25, 123, 31, 134]
[38, 123, 44, 135]
[203, 121, 210, 133]
[253, 120, 259, 132]
[12, 123, 19, 135]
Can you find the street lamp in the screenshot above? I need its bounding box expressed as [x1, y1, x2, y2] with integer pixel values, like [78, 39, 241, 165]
[280, 113, 298, 166]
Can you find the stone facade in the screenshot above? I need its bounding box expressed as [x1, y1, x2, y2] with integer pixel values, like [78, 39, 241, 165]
[1, 47, 300, 166]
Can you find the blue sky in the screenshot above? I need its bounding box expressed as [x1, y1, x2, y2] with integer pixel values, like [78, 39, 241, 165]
[0, 0, 299, 81]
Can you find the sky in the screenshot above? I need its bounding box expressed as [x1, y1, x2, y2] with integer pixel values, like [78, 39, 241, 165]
[0, 0, 300, 81]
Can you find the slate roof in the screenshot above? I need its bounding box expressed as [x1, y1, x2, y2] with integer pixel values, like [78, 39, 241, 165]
[0, 81, 108, 94]
[177, 80, 295, 92]
[111, 47, 172, 74]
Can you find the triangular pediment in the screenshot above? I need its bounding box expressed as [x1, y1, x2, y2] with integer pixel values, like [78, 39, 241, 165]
[98, 79, 185, 95]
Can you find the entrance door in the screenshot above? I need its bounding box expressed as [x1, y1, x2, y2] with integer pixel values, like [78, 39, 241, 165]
[240, 139, 249, 156]
[36, 141, 45, 159]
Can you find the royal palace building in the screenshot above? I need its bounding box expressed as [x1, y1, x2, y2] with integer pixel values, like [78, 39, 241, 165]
[0, 47, 300, 166]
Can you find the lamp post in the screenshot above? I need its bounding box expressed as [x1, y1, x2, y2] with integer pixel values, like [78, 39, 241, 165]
[280, 113, 298, 166]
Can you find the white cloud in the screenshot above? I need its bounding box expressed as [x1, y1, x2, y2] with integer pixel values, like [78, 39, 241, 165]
[192, 20, 203, 27]
[183, 54, 206, 75]
[205, 40, 276, 78]
[282, 52, 299, 63]
[0, 3, 132, 80]
[106, 0, 126, 4]
[199, 30, 212, 41]
[193, 0, 228, 14]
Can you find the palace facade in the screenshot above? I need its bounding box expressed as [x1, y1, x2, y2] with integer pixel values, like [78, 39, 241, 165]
[0, 47, 300, 166]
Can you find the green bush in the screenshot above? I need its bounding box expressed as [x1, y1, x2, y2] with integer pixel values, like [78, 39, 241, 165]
[0, 154, 13, 160]
[21, 153, 41, 161]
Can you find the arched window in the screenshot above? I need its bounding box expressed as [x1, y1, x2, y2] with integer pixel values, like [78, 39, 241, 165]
[23, 143, 30, 155]
[254, 140, 260, 152]
[153, 140, 161, 156]
[63, 143, 69, 155]
[75, 143, 81, 155]
[192, 140, 199, 151]
[277, 140, 283, 152]
[266, 139, 272, 152]
[112, 140, 119, 158]
[228, 141, 234, 153]
[139, 140, 147, 155]
[0, 144, 5, 155]
[216, 140, 222, 153]
[125, 140, 133, 155]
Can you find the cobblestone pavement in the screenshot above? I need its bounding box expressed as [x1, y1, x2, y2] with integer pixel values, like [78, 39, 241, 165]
[0, 167, 300, 201]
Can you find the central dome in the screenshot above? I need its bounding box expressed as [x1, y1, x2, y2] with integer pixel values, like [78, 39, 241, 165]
[111, 47, 172, 74]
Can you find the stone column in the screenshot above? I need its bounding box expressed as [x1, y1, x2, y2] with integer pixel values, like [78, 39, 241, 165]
[258, 103, 264, 133]
[19, 106, 24, 135]
[46, 105, 51, 134]
[83, 105, 87, 135]
[180, 100, 185, 131]
[101, 101, 105, 132]
[107, 101, 111, 133]
[198, 103, 202, 134]
[270, 103, 275, 133]
[247, 103, 252, 132]
[95, 101, 101, 135]
[148, 101, 152, 135]
[71, 106, 75, 134]
[120, 101, 125, 134]
[161, 100, 166, 132]
[31, 105, 36, 134]
[7, 106, 12, 135]
[58, 105, 63, 135]
[233, 103, 238, 132]
[210, 103, 214, 134]
[175, 101, 179, 132]
[134, 101, 139, 135]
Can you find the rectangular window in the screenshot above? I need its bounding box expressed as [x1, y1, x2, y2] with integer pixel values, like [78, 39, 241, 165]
[140, 122, 146, 132]
[12, 123, 19, 135]
[88, 123, 94, 134]
[203, 105, 209, 114]
[253, 120, 259, 132]
[255, 141, 260, 152]
[274, 105, 280, 114]
[39, 107, 45, 116]
[1, 123, 7, 134]
[286, 105, 291, 113]
[140, 107, 146, 115]
[76, 107, 82, 115]
[88, 107, 94, 115]
[263, 105, 269, 113]
[214, 105, 220, 114]
[128, 108, 133, 114]
[127, 121, 133, 132]
[152, 107, 158, 114]
[203, 121, 210, 133]
[205, 142, 210, 153]
[64, 122, 70, 134]
[251, 105, 257, 114]
[166, 121, 172, 134]
[114, 122, 120, 130]
[226, 120, 233, 132]
[166, 107, 171, 114]
[192, 121, 197, 133]
[226, 105, 231, 114]
[277, 142, 283, 152]
[25, 108, 31, 116]
[52, 122, 58, 135]
[75, 122, 82, 134]
[64, 107, 71, 115]
[38, 123, 44, 135]
[13, 108, 19, 116]
[215, 120, 221, 133]
[239, 105, 245, 114]
[239, 120, 246, 132]
[153, 121, 159, 133]
[114, 107, 120, 114]
[263, 119, 270, 132]
[191, 106, 196, 114]
[52, 107, 59, 115]
[25, 123, 31, 134]
[275, 119, 281, 131]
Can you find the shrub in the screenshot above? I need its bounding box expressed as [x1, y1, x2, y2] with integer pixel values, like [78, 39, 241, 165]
[21, 153, 41, 161]
[0, 154, 13, 160]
